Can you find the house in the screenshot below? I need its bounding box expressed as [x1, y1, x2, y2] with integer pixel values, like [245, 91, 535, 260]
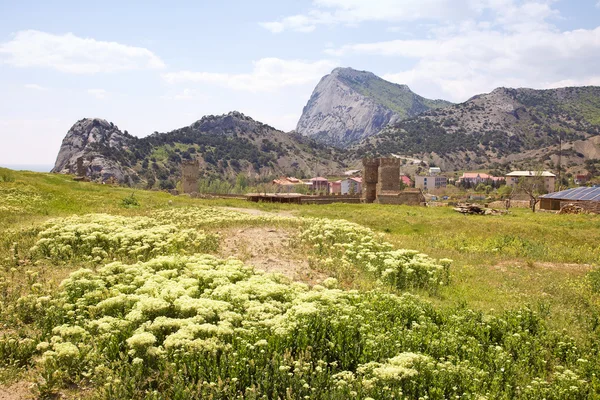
[341, 177, 362, 195]
[344, 169, 361, 176]
[429, 167, 441, 175]
[506, 171, 556, 193]
[540, 186, 600, 213]
[272, 177, 305, 193]
[459, 172, 504, 185]
[401, 175, 412, 187]
[415, 175, 447, 191]
[575, 174, 591, 185]
[309, 177, 330, 193]
[330, 180, 342, 194]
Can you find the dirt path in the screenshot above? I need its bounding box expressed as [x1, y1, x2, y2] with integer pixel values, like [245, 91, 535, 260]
[219, 226, 327, 285]
[0, 382, 32, 400]
[221, 206, 298, 218]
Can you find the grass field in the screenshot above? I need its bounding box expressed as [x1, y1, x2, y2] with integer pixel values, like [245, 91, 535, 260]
[1, 167, 600, 398]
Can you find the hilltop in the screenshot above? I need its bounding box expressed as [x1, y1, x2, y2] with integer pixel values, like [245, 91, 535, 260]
[355, 86, 600, 171]
[296, 67, 452, 146]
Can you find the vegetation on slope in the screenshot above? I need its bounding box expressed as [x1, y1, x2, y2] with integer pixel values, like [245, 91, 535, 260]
[338, 71, 452, 119]
[357, 86, 600, 170]
[1, 168, 600, 398]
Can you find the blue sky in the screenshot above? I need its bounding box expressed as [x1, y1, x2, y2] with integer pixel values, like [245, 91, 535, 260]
[1, 0, 600, 165]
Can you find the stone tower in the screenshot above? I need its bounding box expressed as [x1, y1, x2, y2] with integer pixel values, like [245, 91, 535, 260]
[377, 158, 401, 193]
[362, 158, 380, 203]
[181, 159, 200, 194]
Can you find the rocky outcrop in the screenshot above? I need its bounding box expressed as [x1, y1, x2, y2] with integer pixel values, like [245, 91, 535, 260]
[52, 118, 136, 183]
[52, 113, 347, 186]
[296, 67, 452, 147]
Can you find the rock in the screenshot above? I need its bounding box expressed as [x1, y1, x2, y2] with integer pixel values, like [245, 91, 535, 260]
[51, 118, 135, 184]
[296, 67, 452, 147]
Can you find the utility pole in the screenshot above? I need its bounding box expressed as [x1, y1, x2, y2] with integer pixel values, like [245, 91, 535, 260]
[558, 131, 562, 191]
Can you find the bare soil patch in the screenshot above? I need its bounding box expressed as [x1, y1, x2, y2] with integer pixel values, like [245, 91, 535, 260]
[0, 382, 32, 400]
[219, 226, 327, 284]
[493, 260, 593, 272]
[221, 207, 297, 218]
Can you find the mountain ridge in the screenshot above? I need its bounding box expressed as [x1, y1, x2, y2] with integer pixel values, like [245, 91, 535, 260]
[52, 111, 347, 187]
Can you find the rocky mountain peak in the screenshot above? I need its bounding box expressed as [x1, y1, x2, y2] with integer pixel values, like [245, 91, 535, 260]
[296, 67, 452, 147]
[51, 118, 134, 183]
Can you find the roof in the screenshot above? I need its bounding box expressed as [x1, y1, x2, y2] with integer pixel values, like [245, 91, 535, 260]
[506, 171, 556, 177]
[344, 169, 361, 175]
[541, 186, 600, 201]
[401, 175, 412, 185]
[310, 177, 328, 182]
[350, 177, 362, 183]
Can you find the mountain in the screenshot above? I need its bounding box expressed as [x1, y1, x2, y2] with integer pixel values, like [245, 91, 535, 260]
[296, 67, 453, 147]
[52, 112, 347, 187]
[355, 86, 600, 171]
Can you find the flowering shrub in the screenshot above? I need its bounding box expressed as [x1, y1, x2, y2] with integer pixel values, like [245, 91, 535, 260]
[6, 254, 594, 398]
[300, 218, 451, 292]
[30, 214, 219, 263]
[155, 207, 293, 228]
[0, 185, 45, 213]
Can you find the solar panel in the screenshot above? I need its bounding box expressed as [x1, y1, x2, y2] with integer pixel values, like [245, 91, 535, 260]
[541, 187, 600, 201]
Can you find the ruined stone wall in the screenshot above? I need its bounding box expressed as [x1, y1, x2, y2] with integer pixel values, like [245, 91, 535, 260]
[76, 157, 85, 177]
[362, 158, 380, 203]
[377, 158, 401, 193]
[559, 200, 600, 214]
[376, 190, 425, 205]
[182, 160, 200, 194]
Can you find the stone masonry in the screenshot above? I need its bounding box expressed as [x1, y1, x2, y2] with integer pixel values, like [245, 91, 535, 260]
[182, 159, 200, 194]
[377, 158, 401, 193]
[76, 156, 86, 177]
[362, 157, 424, 205]
[362, 158, 380, 203]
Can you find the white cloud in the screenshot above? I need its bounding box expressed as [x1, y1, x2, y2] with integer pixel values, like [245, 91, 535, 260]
[260, 0, 488, 33]
[329, 25, 600, 101]
[260, 0, 562, 33]
[161, 88, 209, 101]
[87, 89, 107, 99]
[163, 58, 337, 92]
[24, 83, 47, 91]
[0, 30, 165, 73]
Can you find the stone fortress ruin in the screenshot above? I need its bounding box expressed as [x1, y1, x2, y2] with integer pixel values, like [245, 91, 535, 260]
[181, 159, 200, 194]
[362, 158, 425, 205]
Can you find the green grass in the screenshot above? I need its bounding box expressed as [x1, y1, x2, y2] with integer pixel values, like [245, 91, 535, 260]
[2, 168, 600, 391]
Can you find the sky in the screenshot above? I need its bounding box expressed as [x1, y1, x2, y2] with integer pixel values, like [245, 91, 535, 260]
[1, 0, 600, 166]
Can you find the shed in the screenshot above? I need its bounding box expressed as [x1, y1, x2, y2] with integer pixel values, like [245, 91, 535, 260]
[540, 187, 600, 213]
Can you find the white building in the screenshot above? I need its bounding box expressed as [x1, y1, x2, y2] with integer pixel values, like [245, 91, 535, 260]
[506, 171, 556, 193]
[340, 177, 362, 194]
[429, 167, 441, 175]
[415, 175, 447, 191]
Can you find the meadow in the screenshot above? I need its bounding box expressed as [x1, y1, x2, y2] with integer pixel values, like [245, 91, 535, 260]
[1, 167, 600, 399]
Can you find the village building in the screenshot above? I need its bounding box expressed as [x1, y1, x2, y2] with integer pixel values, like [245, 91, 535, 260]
[401, 175, 412, 187]
[575, 174, 591, 185]
[506, 171, 556, 193]
[429, 167, 441, 175]
[272, 177, 306, 193]
[344, 169, 361, 176]
[330, 180, 342, 194]
[539, 186, 600, 213]
[415, 175, 447, 191]
[341, 177, 362, 194]
[309, 177, 330, 193]
[458, 172, 504, 185]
